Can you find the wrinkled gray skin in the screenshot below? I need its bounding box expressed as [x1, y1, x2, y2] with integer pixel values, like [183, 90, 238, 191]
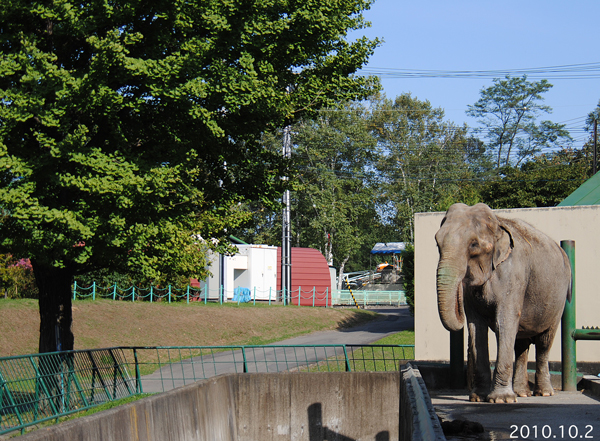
[435, 203, 571, 403]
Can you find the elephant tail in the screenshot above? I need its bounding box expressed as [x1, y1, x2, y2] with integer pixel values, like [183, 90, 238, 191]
[561, 245, 573, 304]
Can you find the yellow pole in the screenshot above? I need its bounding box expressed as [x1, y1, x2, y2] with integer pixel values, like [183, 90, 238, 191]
[345, 277, 360, 309]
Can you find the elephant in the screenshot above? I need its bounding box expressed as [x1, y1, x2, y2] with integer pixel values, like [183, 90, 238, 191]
[435, 203, 571, 403]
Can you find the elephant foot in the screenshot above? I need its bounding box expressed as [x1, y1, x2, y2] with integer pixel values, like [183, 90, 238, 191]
[534, 386, 554, 397]
[487, 389, 518, 404]
[513, 384, 532, 397]
[469, 392, 485, 402]
[469, 387, 490, 402]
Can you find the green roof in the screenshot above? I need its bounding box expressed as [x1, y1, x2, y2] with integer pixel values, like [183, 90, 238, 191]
[558, 172, 600, 206]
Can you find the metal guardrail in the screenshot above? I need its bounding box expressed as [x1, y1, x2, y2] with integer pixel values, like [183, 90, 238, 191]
[1, 344, 415, 435]
[0, 348, 137, 436]
[333, 290, 406, 306]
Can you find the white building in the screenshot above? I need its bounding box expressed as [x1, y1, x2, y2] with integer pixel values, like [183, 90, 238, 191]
[201, 244, 278, 301]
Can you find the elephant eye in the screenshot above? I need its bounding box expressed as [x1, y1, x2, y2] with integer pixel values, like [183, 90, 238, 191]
[470, 240, 479, 249]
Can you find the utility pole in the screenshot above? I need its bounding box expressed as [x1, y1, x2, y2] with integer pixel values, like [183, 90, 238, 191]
[594, 120, 597, 175]
[281, 124, 292, 304]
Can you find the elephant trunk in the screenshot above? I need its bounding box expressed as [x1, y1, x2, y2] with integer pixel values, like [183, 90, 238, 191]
[436, 253, 467, 332]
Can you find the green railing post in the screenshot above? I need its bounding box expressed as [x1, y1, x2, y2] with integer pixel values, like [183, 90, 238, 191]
[31, 355, 60, 416]
[92, 281, 96, 301]
[269, 287, 272, 305]
[253, 287, 256, 306]
[132, 286, 135, 302]
[186, 286, 190, 304]
[64, 354, 89, 409]
[87, 351, 112, 400]
[150, 286, 153, 303]
[0, 369, 24, 429]
[220, 285, 223, 305]
[73, 281, 77, 300]
[204, 287, 207, 305]
[326, 287, 328, 308]
[573, 328, 600, 340]
[298, 286, 301, 306]
[168, 285, 172, 303]
[133, 348, 143, 394]
[561, 240, 577, 392]
[343, 345, 352, 372]
[312, 287, 315, 307]
[242, 347, 248, 373]
[113, 284, 117, 301]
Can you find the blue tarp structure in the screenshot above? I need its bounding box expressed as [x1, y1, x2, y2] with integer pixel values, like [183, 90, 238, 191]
[370, 242, 406, 254]
[233, 286, 252, 303]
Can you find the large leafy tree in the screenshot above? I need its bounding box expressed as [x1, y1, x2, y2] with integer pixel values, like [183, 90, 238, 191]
[0, 0, 379, 352]
[467, 75, 572, 168]
[371, 94, 479, 242]
[291, 103, 379, 283]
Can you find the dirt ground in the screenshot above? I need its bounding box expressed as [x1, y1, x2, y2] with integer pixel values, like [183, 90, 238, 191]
[0, 298, 376, 356]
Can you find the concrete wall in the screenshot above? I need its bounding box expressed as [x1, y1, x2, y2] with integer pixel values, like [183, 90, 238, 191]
[235, 373, 398, 440]
[415, 205, 600, 363]
[19, 372, 399, 441]
[399, 364, 445, 441]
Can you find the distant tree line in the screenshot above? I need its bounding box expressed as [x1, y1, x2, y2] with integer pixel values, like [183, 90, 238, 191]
[3, 77, 596, 299]
[232, 76, 596, 274]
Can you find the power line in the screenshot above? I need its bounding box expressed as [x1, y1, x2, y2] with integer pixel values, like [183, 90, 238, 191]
[358, 62, 600, 80]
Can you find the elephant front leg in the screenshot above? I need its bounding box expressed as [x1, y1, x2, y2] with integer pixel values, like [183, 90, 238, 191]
[467, 319, 491, 402]
[487, 318, 519, 403]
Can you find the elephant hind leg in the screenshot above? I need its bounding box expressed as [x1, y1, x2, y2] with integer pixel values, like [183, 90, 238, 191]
[513, 338, 532, 397]
[534, 327, 558, 397]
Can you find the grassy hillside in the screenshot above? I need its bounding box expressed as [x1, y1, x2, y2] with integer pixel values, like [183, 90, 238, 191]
[0, 299, 378, 357]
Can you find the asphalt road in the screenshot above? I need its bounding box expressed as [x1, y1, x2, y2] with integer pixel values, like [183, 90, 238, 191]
[141, 306, 414, 393]
[272, 306, 414, 346]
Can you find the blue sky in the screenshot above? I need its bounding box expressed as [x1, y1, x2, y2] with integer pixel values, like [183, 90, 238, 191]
[352, 0, 600, 148]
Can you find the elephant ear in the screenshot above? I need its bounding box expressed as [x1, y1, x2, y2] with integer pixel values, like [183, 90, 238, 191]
[493, 222, 514, 269]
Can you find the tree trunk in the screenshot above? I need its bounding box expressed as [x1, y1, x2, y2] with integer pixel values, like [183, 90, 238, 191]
[31, 260, 74, 353]
[337, 255, 350, 290]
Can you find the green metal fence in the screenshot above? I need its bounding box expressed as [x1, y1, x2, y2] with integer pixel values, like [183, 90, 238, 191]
[1, 344, 414, 436]
[0, 348, 137, 436]
[72, 282, 407, 307]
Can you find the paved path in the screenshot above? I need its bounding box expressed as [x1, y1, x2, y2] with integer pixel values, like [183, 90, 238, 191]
[271, 307, 414, 346]
[141, 306, 414, 392]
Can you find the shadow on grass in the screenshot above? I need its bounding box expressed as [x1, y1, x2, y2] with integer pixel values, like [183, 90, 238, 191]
[335, 310, 380, 330]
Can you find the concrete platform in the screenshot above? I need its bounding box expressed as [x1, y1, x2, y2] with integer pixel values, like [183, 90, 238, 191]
[431, 387, 600, 440]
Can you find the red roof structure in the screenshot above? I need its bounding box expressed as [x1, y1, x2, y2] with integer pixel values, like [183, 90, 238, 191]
[277, 247, 332, 306]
